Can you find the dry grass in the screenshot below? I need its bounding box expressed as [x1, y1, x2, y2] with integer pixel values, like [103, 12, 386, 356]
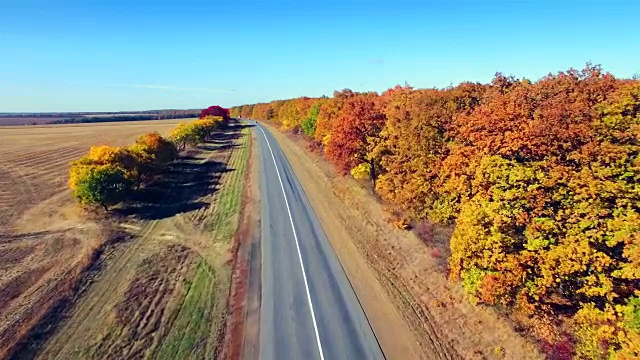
[0, 119, 193, 358]
[33, 122, 251, 359]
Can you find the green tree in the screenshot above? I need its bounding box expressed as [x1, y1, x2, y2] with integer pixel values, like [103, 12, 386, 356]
[72, 165, 132, 211]
[301, 102, 321, 137]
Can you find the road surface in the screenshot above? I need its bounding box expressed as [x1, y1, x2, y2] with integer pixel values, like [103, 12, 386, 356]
[252, 121, 385, 360]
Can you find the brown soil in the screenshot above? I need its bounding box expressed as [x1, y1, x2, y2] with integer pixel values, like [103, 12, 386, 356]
[91, 244, 199, 359]
[218, 129, 261, 360]
[0, 119, 184, 359]
[241, 133, 262, 360]
[31, 121, 251, 359]
[264, 123, 545, 360]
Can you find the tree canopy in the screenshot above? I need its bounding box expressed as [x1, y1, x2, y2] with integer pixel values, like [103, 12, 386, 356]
[228, 66, 640, 358]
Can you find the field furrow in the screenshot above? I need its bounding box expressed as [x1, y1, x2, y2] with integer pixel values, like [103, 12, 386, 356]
[0, 119, 189, 359]
[28, 121, 251, 360]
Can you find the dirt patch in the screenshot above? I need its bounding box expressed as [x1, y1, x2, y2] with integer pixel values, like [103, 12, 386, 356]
[8, 228, 131, 360]
[114, 245, 195, 324]
[0, 263, 55, 308]
[90, 244, 198, 359]
[0, 223, 107, 359]
[0, 245, 37, 270]
[265, 124, 544, 360]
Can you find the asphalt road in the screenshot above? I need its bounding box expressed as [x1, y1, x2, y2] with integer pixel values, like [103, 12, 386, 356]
[251, 121, 385, 360]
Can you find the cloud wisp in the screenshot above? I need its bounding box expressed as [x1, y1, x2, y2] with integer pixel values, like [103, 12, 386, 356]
[130, 84, 237, 93]
[62, 80, 236, 93]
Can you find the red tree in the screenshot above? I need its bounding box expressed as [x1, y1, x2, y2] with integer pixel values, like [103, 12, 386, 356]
[200, 105, 230, 121]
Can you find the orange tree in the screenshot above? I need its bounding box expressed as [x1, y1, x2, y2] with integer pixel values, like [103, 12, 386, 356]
[240, 104, 254, 118]
[169, 121, 204, 150]
[375, 83, 485, 221]
[325, 92, 386, 186]
[314, 89, 357, 146]
[70, 114, 228, 211]
[69, 121, 204, 210]
[220, 66, 640, 358]
[448, 71, 639, 358]
[127, 132, 178, 187]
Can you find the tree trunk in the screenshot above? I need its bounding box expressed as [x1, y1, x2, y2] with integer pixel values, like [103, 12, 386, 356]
[370, 159, 377, 192]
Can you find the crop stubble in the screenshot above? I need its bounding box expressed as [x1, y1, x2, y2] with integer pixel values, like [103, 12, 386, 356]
[0, 119, 226, 358]
[34, 121, 251, 359]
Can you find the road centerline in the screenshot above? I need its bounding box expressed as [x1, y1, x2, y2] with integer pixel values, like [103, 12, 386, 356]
[256, 124, 326, 360]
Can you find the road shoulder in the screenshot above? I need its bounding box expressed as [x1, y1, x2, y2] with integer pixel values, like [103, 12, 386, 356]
[264, 124, 425, 360]
[218, 125, 261, 360]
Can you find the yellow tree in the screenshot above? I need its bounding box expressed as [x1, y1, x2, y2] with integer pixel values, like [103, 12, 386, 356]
[169, 122, 198, 150]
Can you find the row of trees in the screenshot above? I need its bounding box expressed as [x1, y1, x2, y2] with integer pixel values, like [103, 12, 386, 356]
[230, 66, 640, 359]
[68, 114, 228, 210]
[168, 116, 226, 151]
[46, 109, 202, 124]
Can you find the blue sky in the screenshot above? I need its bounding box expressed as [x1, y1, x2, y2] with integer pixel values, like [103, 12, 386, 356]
[1, 0, 639, 112]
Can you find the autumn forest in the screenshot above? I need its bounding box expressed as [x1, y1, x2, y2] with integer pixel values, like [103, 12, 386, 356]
[230, 65, 640, 359]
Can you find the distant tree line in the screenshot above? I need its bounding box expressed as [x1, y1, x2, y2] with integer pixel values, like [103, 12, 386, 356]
[1, 109, 201, 118]
[0, 109, 203, 125]
[230, 65, 640, 359]
[48, 111, 201, 124]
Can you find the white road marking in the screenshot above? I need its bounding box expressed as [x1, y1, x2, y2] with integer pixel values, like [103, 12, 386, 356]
[257, 124, 326, 360]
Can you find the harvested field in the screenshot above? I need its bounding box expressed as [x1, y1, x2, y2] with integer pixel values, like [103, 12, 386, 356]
[0, 119, 199, 358]
[89, 244, 199, 359]
[31, 121, 251, 359]
[0, 120, 189, 229]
